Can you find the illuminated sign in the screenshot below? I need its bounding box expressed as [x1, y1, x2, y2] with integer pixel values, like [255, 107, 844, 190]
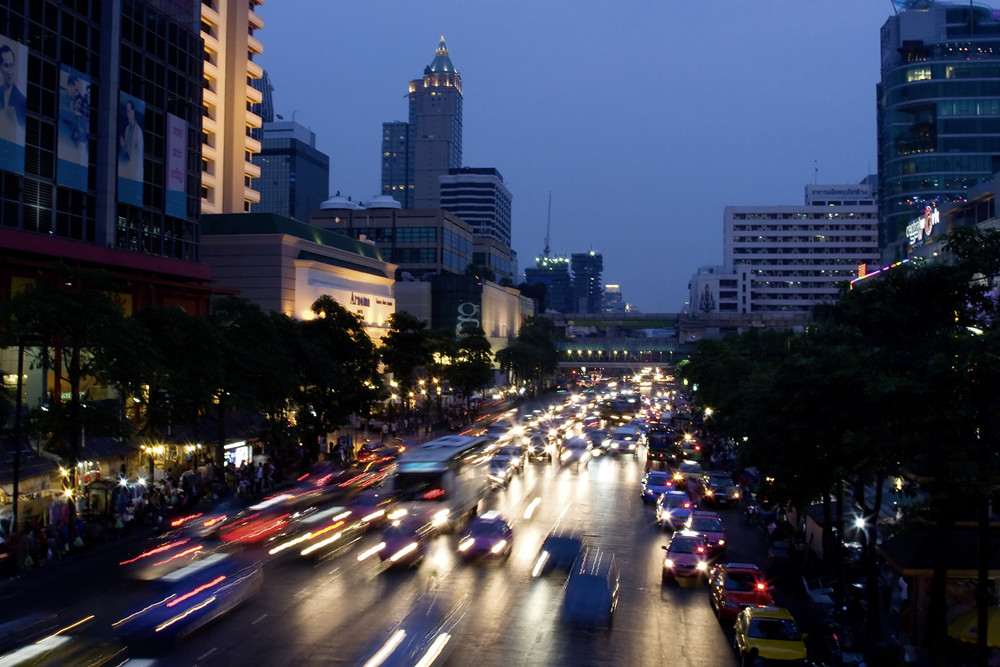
[350, 293, 370, 307]
[905, 205, 940, 246]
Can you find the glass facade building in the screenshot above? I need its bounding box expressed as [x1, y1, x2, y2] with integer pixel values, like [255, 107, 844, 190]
[0, 0, 205, 262]
[254, 121, 330, 221]
[877, 3, 1000, 262]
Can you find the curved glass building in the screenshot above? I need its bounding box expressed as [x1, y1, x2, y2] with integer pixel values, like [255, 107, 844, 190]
[877, 2, 1000, 262]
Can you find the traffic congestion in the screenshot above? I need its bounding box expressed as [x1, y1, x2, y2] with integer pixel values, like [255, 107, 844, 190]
[0, 376, 830, 666]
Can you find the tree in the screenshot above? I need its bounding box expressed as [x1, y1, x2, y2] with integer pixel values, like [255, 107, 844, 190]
[444, 326, 494, 401]
[291, 296, 383, 462]
[1, 265, 131, 463]
[379, 312, 433, 413]
[496, 316, 559, 394]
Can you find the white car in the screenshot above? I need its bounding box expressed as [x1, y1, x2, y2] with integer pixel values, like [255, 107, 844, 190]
[559, 436, 593, 469]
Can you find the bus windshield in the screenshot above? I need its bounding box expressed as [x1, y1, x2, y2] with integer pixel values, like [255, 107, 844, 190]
[394, 471, 448, 501]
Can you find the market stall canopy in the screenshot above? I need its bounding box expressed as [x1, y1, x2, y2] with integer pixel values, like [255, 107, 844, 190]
[947, 607, 1000, 647]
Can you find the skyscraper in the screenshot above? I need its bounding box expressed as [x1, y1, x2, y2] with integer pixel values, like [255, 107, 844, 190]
[877, 2, 1000, 262]
[254, 121, 330, 221]
[571, 251, 604, 314]
[381, 38, 463, 209]
[440, 167, 512, 246]
[200, 0, 265, 214]
[524, 256, 573, 314]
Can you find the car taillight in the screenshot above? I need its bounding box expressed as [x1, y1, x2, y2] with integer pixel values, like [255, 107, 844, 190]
[697, 546, 705, 553]
[757, 582, 766, 590]
[683, 502, 691, 509]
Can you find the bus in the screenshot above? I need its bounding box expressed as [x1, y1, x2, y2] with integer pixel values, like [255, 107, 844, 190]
[389, 435, 495, 531]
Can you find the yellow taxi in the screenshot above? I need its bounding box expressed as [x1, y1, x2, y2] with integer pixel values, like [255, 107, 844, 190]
[732, 605, 808, 664]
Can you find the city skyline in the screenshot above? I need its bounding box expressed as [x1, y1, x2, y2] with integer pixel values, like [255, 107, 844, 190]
[258, 2, 896, 312]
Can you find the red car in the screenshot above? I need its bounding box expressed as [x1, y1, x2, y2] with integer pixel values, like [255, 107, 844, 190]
[708, 562, 774, 620]
[661, 530, 709, 584]
[683, 510, 727, 559]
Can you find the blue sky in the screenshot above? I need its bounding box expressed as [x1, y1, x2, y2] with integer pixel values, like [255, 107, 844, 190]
[258, 1, 896, 312]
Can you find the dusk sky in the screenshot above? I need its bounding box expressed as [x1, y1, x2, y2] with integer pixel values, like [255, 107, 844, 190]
[258, 1, 897, 313]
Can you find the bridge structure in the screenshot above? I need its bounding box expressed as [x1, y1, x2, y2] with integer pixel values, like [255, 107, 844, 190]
[546, 310, 809, 373]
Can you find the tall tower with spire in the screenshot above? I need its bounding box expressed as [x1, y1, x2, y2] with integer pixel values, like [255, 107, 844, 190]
[381, 37, 463, 209]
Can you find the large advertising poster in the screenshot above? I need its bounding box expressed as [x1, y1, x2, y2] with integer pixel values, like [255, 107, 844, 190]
[0, 35, 27, 175]
[117, 92, 145, 206]
[165, 113, 187, 217]
[57, 65, 91, 191]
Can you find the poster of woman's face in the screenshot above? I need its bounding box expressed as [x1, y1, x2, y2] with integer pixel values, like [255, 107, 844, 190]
[0, 33, 27, 175]
[117, 92, 145, 206]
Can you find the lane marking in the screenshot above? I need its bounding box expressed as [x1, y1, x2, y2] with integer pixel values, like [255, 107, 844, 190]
[198, 647, 218, 661]
[251, 613, 268, 626]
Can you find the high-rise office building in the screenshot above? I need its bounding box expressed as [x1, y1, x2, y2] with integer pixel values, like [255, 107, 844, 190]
[524, 256, 573, 314]
[381, 120, 413, 208]
[571, 251, 604, 314]
[200, 0, 264, 214]
[602, 285, 626, 313]
[690, 183, 879, 315]
[440, 167, 512, 246]
[0, 0, 215, 348]
[877, 2, 1000, 262]
[254, 122, 330, 221]
[381, 38, 463, 209]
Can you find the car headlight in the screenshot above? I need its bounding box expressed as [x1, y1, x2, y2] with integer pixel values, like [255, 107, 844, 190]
[696, 561, 708, 572]
[664, 558, 674, 568]
[718, 539, 725, 546]
[458, 537, 475, 552]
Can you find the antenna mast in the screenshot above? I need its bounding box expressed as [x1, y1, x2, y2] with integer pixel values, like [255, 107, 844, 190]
[544, 191, 552, 257]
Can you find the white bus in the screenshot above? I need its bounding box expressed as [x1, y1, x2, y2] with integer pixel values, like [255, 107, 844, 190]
[389, 435, 495, 531]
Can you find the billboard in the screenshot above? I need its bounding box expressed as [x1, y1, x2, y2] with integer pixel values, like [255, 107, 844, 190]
[165, 113, 187, 217]
[117, 92, 145, 206]
[57, 65, 91, 191]
[0, 35, 27, 175]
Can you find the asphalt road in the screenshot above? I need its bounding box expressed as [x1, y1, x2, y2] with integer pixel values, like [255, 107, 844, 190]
[0, 441, 797, 667]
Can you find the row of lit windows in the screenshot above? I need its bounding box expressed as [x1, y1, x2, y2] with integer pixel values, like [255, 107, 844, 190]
[733, 247, 877, 255]
[730, 213, 875, 221]
[733, 236, 876, 243]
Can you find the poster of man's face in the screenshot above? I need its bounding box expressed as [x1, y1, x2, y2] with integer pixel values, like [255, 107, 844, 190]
[57, 65, 91, 191]
[0, 33, 27, 175]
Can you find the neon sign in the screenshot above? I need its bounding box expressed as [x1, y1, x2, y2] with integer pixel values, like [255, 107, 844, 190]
[905, 205, 939, 246]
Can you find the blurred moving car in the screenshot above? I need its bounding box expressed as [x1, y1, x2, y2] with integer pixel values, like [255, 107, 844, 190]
[352, 593, 470, 667]
[672, 460, 704, 484]
[655, 490, 695, 531]
[561, 548, 619, 629]
[582, 429, 611, 453]
[683, 510, 727, 559]
[559, 435, 593, 469]
[701, 470, 740, 507]
[497, 444, 527, 473]
[661, 530, 709, 584]
[377, 517, 435, 568]
[457, 511, 513, 560]
[733, 606, 808, 665]
[266, 505, 363, 561]
[348, 488, 399, 532]
[640, 471, 674, 503]
[531, 530, 586, 577]
[608, 425, 642, 457]
[112, 552, 263, 646]
[708, 562, 774, 620]
[526, 432, 554, 462]
[487, 455, 516, 488]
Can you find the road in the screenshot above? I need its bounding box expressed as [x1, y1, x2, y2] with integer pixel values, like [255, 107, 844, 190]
[0, 439, 792, 666]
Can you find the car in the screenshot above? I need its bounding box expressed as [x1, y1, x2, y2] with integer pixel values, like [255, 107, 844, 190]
[487, 454, 516, 488]
[683, 510, 727, 559]
[112, 552, 263, 646]
[640, 471, 675, 503]
[672, 459, 704, 483]
[583, 428, 611, 452]
[348, 488, 399, 531]
[733, 606, 808, 665]
[457, 511, 513, 560]
[531, 530, 586, 577]
[526, 432, 554, 461]
[655, 490, 695, 531]
[661, 530, 709, 584]
[702, 470, 741, 507]
[497, 444, 527, 473]
[559, 435, 593, 469]
[377, 517, 435, 567]
[265, 505, 364, 561]
[708, 562, 774, 620]
[608, 425, 642, 456]
[561, 548, 619, 628]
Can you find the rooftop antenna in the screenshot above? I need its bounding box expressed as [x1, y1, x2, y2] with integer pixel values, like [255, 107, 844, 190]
[544, 191, 552, 257]
[814, 160, 819, 185]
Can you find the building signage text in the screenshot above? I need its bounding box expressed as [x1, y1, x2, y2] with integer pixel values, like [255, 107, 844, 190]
[905, 205, 940, 247]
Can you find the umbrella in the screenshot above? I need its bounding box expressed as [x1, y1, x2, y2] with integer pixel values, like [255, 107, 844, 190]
[947, 606, 1000, 648]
